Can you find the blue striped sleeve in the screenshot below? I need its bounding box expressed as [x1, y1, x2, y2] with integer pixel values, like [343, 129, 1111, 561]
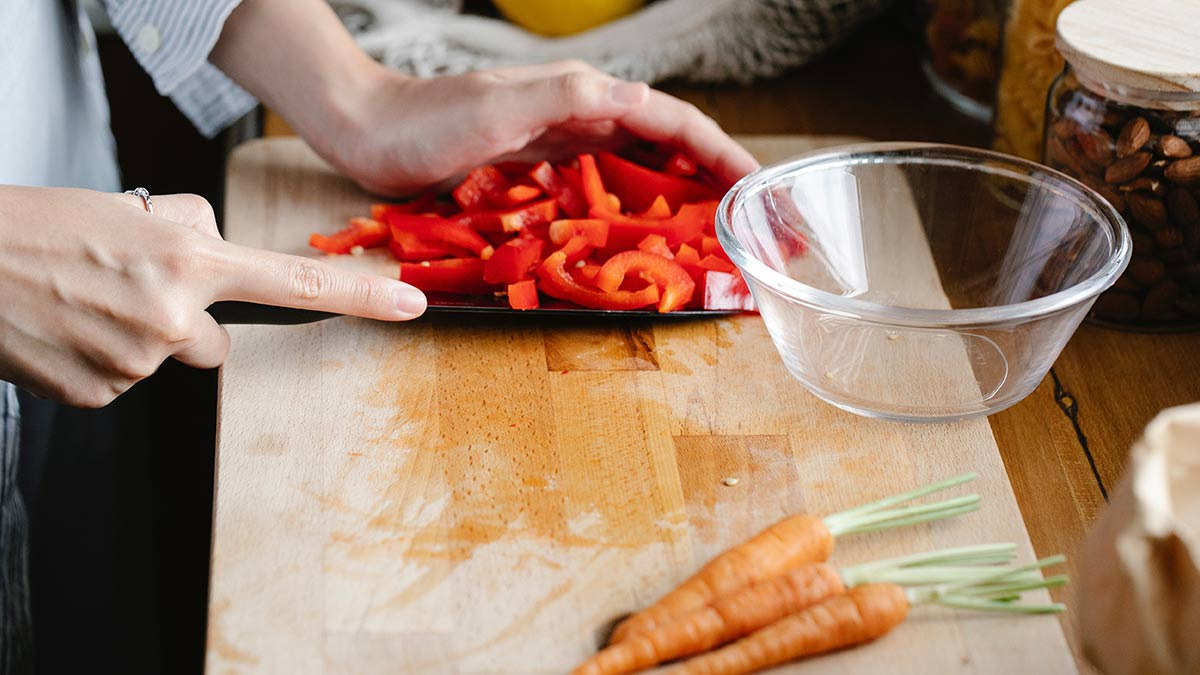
[103, 0, 257, 137]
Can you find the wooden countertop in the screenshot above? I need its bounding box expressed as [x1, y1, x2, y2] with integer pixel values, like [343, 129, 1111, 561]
[251, 18, 1200, 673]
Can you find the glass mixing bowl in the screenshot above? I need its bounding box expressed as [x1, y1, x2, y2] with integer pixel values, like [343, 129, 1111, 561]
[717, 143, 1130, 422]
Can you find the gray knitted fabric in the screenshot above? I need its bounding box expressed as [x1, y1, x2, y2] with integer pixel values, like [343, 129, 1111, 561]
[349, 0, 894, 84]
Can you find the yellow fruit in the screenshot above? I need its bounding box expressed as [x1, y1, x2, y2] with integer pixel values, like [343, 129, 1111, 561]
[493, 0, 645, 37]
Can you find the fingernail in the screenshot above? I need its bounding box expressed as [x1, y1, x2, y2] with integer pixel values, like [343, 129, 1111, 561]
[394, 285, 427, 318]
[610, 81, 648, 105]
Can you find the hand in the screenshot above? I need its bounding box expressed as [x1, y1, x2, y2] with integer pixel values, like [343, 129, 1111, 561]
[329, 61, 761, 196]
[0, 187, 426, 407]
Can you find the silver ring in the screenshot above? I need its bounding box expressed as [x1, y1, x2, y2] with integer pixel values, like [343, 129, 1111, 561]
[124, 187, 153, 215]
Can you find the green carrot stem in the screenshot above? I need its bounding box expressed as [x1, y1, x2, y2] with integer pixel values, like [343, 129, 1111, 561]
[826, 495, 980, 537]
[844, 543, 1016, 574]
[823, 472, 978, 525]
[932, 596, 1065, 614]
[964, 574, 1070, 598]
[937, 555, 1066, 595]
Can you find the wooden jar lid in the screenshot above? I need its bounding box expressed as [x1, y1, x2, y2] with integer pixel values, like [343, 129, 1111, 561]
[1056, 0, 1200, 109]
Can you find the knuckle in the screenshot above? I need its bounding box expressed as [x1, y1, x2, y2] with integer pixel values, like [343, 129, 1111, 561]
[178, 193, 216, 224]
[557, 72, 598, 107]
[286, 259, 332, 302]
[145, 303, 193, 344]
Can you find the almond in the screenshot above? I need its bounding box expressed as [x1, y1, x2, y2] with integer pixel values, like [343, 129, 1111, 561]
[1168, 188, 1200, 227]
[1155, 227, 1185, 249]
[1129, 257, 1165, 285]
[1105, 151, 1152, 184]
[1127, 191, 1169, 230]
[1165, 156, 1200, 186]
[1119, 177, 1167, 197]
[1075, 128, 1115, 167]
[1158, 135, 1194, 159]
[1116, 117, 1151, 158]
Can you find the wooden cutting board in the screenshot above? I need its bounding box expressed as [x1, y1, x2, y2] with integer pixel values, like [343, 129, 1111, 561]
[207, 136, 1077, 674]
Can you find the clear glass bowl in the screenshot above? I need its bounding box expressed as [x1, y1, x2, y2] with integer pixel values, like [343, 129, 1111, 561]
[717, 143, 1131, 423]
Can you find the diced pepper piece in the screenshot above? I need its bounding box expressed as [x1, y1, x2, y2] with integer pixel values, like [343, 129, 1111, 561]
[529, 161, 588, 218]
[663, 152, 698, 177]
[700, 270, 756, 311]
[399, 258, 496, 295]
[386, 213, 492, 256]
[456, 198, 559, 233]
[699, 235, 722, 258]
[452, 165, 509, 211]
[675, 242, 701, 266]
[309, 217, 390, 254]
[637, 233, 674, 259]
[506, 280, 540, 310]
[697, 254, 736, 273]
[536, 251, 659, 311]
[636, 195, 672, 220]
[386, 231, 462, 261]
[483, 237, 545, 284]
[596, 151, 716, 212]
[595, 250, 696, 313]
[497, 183, 543, 207]
[548, 219, 609, 247]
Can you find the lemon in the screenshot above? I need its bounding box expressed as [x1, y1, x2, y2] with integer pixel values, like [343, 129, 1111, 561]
[493, 0, 646, 37]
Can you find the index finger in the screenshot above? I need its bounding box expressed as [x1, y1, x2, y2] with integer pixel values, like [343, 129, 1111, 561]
[618, 89, 760, 187]
[206, 240, 427, 320]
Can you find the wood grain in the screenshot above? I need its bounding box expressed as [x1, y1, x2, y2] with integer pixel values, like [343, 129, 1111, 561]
[207, 137, 1075, 674]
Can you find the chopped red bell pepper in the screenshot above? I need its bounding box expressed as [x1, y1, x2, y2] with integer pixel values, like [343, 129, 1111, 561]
[370, 192, 437, 221]
[637, 233, 674, 259]
[577, 154, 609, 210]
[529, 161, 588, 218]
[452, 165, 509, 211]
[548, 219, 609, 247]
[456, 198, 559, 234]
[675, 242, 701, 267]
[636, 194, 672, 220]
[506, 280, 540, 310]
[595, 250, 696, 313]
[697, 254, 736, 273]
[536, 251, 659, 310]
[602, 201, 718, 250]
[386, 213, 492, 256]
[399, 258, 496, 295]
[575, 261, 602, 286]
[483, 237, 545, 284]
[663, 152, 698, 177]
[387, 231, 462, 261]
[596, 152, 716, 212]
[556, 235, 594, 264]
[495, 183, 543, 207]
[309, 217, 390, 254]
[699, 235, 722, 258]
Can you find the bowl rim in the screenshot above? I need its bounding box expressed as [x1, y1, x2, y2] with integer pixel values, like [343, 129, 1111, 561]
[716, 142, 1133, 328]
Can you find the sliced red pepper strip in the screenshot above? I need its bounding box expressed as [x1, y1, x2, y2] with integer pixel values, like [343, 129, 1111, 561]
[575, 261, 602, 286]
[601, 201, 718, 250]
[637, 233, 674, 259]
[452, 165, 509, 211]
[536, 251, 659, 311]
[548, 219, 609, 247]
[497, 183, 543, 207]
[663, 152, 698, 177]
[595, 250, 696, 313]
[456, 198, 558, 234]
[635, 194, 672, 219]
[596, 151, 716, 212]
[370, 192, 437, 221]
[506, 280, 540, 310]
[309, 217, 390, 254]
[483, 237, 545, 284]
[577, 154, 609, 210]
[530, 161, 588, 218]
[557, 235, 594, 264]
[399, 258, 496, 295]
[387, 230, 462, 261]
[386, 213, 492, 256]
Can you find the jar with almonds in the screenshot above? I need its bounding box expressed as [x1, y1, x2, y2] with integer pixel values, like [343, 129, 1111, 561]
[1043, 0, 1200, 330]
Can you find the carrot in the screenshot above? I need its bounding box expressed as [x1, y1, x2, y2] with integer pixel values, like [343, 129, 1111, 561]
[608, 473, 979, 643]
[668, 557, 1069, 675]
[665, 583, 910, 675]
[574, 544, 1019, 675]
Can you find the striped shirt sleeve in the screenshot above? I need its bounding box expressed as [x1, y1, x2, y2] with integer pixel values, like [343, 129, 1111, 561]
[102, 0, 257, 138]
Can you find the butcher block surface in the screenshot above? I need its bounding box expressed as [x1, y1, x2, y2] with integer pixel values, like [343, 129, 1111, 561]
[207, 136, 1076, 674]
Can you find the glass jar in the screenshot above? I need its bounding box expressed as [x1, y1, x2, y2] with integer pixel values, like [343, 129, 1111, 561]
[922, 0, 1009, 122]
[1041, 0, 1200, 330]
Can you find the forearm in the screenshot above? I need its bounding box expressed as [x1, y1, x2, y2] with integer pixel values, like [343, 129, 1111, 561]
[209, 0, 393, 164]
